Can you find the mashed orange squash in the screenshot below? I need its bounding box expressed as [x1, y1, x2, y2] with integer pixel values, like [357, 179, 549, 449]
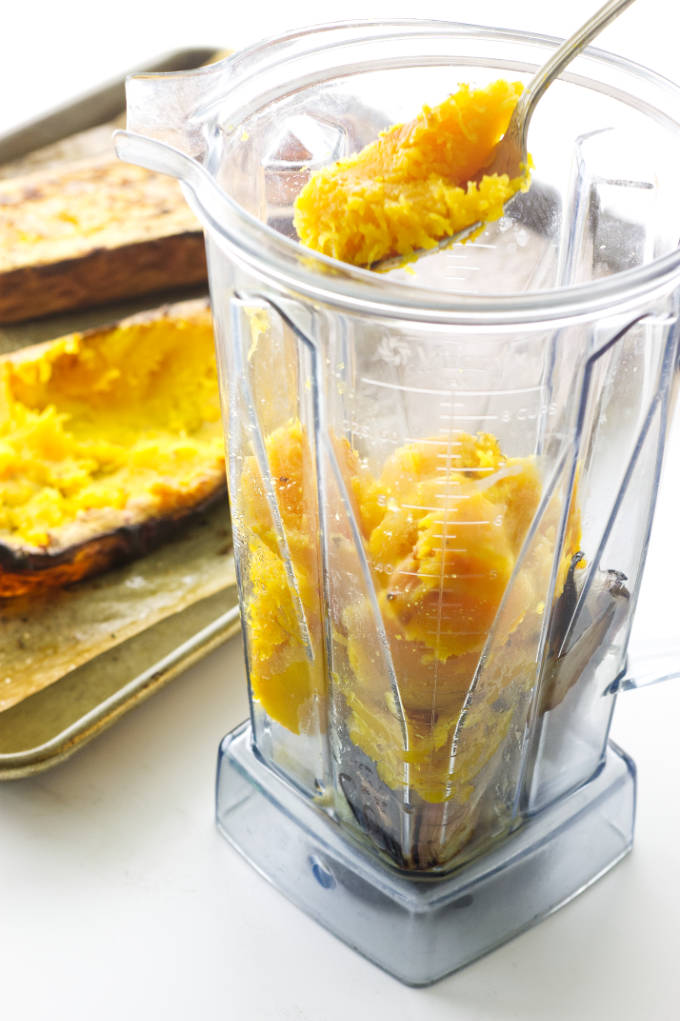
[240, 419, 580, 805]
[293, 80, 529, 266]
[0, 308, 223, 551]
[239, 419, 326, 735]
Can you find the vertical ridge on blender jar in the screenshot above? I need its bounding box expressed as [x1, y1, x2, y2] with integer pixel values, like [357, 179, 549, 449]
[510, 446, 584, 817]
[323, 431, 416, 852]
[534, 131, 606, 458]
[231, 298, 315, 661]
[450, 437, 576, 834]
[225, 293, 332, 796]
[524, 312, 678, 814]
[557, 321, 675, 663]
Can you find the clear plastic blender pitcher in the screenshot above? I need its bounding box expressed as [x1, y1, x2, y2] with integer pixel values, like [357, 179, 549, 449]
[117, 21, 680, 985]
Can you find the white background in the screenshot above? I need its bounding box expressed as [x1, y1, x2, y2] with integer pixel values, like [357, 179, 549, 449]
[2, 0, 680, 136]
[2, 2, 680, 1019]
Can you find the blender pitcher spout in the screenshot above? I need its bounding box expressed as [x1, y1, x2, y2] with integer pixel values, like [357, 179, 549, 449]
[114, 55, 233, 178]
[114, 131, 199, 184]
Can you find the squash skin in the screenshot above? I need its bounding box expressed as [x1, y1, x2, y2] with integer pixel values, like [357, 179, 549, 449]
[0, 232, 207, 324]
[0, 298, 226, 596]
[0, 487, 225, 597]
[0, 158, 207, 323]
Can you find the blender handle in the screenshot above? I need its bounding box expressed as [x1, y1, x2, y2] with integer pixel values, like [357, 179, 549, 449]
[616, 642, 680, 692]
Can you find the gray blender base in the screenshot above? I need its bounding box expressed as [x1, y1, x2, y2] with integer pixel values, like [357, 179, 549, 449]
[215, 722, 635, 986]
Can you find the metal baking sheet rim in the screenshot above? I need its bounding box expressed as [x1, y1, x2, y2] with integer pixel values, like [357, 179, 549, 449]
[0, 47, 241, 780]
[0, 605, 242, 781]
[0, 47, 224, 164]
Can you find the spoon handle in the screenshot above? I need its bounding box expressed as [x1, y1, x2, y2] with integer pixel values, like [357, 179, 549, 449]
[519, 0, 637, 126]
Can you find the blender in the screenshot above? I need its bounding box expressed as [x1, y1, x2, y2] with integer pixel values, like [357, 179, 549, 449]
[116, 21, 680, 985]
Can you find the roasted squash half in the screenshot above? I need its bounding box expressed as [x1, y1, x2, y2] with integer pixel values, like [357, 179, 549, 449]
[0, 157, 207, 323]
[0, 298, 226, 596]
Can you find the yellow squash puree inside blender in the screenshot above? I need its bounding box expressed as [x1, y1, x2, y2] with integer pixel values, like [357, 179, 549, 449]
[294, 80, 528, 265]
[240, 422, 580, 806]
[243, 81, 570, 824]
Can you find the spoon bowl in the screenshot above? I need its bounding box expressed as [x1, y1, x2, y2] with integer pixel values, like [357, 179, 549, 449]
[374, 0, 638, 272]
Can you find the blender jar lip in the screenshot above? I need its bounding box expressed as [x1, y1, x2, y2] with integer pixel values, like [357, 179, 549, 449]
[186, 19, 680, 326]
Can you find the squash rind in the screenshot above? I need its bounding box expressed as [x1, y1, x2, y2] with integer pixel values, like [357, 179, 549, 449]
[0, 157, 207, 323]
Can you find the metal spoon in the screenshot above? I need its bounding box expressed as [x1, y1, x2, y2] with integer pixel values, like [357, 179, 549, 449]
[374, 0, 637, 272]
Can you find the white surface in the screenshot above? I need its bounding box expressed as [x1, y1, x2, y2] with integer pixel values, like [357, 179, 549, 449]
[2, 3, 680, 1018]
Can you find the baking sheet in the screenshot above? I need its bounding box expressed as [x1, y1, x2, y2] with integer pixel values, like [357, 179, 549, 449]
[0, 48, 241, 778]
